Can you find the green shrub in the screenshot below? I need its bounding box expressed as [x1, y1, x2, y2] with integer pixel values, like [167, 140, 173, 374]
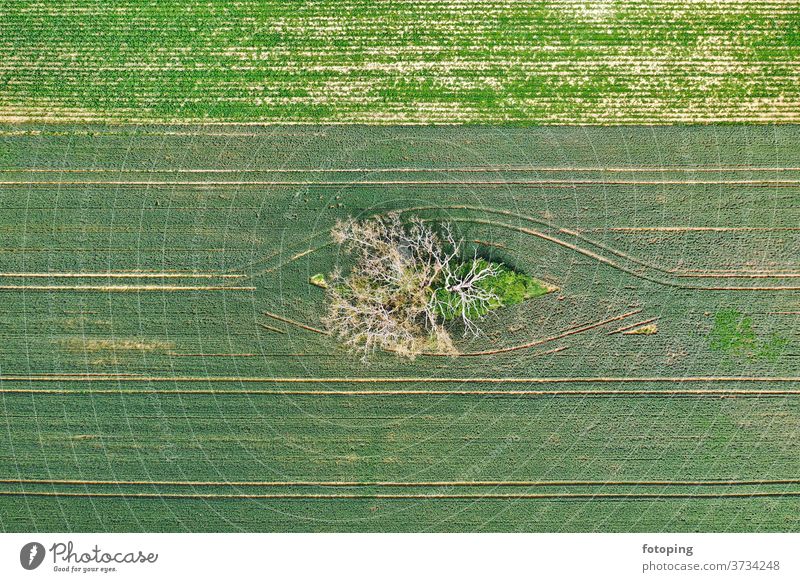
[434, 259, 553, 321]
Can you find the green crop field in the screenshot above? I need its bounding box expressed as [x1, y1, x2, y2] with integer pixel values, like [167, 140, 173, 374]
[0, 125, 798, 531]
[1, 1, 800, 124]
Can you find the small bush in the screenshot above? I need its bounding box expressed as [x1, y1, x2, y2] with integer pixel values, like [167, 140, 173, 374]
[434, 260, 551, 320]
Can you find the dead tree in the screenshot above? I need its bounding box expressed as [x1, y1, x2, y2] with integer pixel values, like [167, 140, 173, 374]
[323, 214, 499, 359]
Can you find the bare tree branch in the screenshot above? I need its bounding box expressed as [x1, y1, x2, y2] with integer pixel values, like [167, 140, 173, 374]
[323, 214, 497, 359]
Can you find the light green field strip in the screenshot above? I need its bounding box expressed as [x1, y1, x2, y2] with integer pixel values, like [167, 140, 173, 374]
[1, 1, 799, 124]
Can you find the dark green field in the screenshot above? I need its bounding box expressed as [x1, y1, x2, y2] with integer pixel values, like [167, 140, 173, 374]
[0, 125, 798, 531]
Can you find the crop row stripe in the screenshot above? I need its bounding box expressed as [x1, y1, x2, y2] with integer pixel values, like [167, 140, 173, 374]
[0, 376, 797, 383]
[2, 491, 800, 500]
[0, 272, 243, 279]
[0, 389, 798, 397]
[0, 285, 255, 292]
[5, 167, 800, 174]
[3, 478, 800, 488]
[2, 179, 800, 186]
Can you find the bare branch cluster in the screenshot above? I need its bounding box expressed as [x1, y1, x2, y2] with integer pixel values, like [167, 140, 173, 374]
[433, 252, 502, 336]
[323, 213, 501, 360]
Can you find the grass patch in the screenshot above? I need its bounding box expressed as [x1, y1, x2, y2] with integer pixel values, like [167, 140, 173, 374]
[709, 309, 788, 362]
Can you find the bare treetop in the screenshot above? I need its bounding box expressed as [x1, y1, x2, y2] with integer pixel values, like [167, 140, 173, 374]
[323, 214, 512, 360]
